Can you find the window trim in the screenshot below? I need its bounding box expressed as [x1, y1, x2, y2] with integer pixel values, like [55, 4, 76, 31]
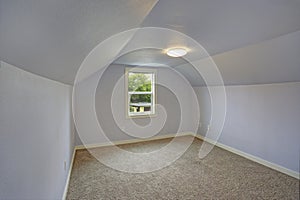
[125, 67, 156, 118]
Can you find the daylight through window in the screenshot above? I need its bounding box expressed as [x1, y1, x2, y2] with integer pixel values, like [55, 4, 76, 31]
[126, 68, 156, 117]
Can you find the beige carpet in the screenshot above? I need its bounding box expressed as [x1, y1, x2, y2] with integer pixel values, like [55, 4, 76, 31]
[67, 137, 299, 199]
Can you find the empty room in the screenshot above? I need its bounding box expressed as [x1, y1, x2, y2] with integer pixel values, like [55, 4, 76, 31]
[0, 0, 299, 199]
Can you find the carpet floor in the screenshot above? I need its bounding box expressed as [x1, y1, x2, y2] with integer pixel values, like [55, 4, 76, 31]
[67, 136, 299, 199]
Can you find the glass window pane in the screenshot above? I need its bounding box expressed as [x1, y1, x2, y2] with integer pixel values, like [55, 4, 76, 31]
[129, 94, 152, 113]
[126, 68, 155, 117]
[130, 94, 151, 103]
[128, 72, 152, 92]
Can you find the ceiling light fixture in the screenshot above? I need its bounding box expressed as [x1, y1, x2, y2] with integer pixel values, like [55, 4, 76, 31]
[166, 48, 187, 57]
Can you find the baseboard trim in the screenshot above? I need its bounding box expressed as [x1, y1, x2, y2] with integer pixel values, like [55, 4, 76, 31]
[63, 132, 298, 198]
[195, 135, 299, 179]
[62, 148, 76, 200]
[75, 132, 194, 150]
[63, 132, 193, 198]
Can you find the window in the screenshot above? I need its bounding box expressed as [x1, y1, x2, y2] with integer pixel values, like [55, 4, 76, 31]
[125, 68, 156, 117]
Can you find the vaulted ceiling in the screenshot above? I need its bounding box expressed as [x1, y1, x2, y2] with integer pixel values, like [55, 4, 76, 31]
[1, 0, 300, 85]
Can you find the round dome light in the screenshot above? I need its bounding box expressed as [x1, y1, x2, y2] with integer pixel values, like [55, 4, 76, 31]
[166, 48, 187, 57]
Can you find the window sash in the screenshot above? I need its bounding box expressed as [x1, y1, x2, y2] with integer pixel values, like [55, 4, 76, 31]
[128, 91, 152, 95]
[128, 93, 153, 116]
[126, 68, 156, 117]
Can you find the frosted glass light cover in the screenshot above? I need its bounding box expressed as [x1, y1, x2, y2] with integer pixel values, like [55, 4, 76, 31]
[166, 48, 187, 57]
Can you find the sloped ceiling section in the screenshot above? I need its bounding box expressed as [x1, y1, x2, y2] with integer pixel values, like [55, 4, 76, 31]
[212, 30, 300, 86]
[0, 0, 158, 84]
[116, 0, 300, 86]
[1, 0, 300, 85]
[142, 0, 300, 56]
[115, 30, 300, 86]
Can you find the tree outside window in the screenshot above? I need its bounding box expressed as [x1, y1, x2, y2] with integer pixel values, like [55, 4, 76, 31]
[126, 68, 156, 117]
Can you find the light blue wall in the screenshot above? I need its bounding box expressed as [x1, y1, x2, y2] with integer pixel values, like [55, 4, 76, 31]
[74, 64, 199, 145]
[0, 62, 75, 199]
[194, 82, 300, 173]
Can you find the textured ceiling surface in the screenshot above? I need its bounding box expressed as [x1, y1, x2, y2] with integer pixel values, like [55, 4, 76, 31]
[1, 0, 300, 85]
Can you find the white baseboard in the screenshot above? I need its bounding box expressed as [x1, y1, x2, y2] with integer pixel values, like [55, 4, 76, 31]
[62, 132, 298, 197]
[195, 134, 299, 179]
[62, 132, 193, 198]
[75, 132, 194, 150]
[62, 148, 76, 200]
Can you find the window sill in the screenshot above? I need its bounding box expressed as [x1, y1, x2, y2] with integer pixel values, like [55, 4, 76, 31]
[127, 112, 156, 118]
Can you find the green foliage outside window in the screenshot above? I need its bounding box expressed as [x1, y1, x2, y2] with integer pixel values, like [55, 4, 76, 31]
[128, 72, 153, 103]
[130, 94, 151, 103]
[128, 73, 152, 92]
[128, 72, 154, 112]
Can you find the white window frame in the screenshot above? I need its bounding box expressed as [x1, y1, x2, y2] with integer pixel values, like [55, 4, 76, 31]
[125, 67, 156, 118]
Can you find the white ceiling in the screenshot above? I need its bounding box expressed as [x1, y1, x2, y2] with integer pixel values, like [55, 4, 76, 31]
[0, 0, 158, 84]
[114, 49, 187, 67]
[1, 0, 300, 85]
[142, 0, 300, 56]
